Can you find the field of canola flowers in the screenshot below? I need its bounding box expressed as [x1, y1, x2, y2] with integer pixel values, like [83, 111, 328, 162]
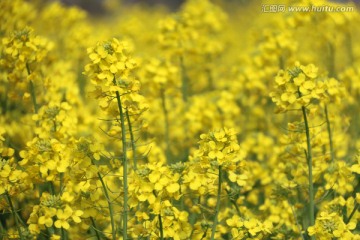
[1, 0, 360, 239]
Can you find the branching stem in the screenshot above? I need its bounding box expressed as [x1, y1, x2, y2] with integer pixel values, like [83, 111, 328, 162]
[158, 214, 164, 240]
[26, 63, 38, 114]
[113, 78, 128, 240]
[90, 217, 101, 240]
[324, 105, 335, 163]
[210, 166, 222, 240]
[160, 88, 171, 163]
[92, 159, 116, 240]
[345, 202, 359, 224]
[125, 111, 137, 170]
[301, 106, 315, 239]
[5, 192, 23, 240]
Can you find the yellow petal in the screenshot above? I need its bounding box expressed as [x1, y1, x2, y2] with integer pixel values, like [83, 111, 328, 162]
[166, 183, 180, 193]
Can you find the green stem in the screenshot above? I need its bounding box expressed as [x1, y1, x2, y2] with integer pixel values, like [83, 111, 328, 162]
[160, 88, 171, 163]
[77, 62, 87, 99]
[301, 106, 315, 238]
[0, 220, 5, 237]
[61, 227, 66, 240]
[90, 217, 101, 240]
[210, 166, 222, 240]
[324, 105, 335, 163]
[126, 111, 141, 228]
[29, 80, 38, 114]
[113, 79, 128, 240]
[49, 182, 55, 195]
[26, 63, 38, 114]
[180, 56, 188, 102]
[327, 42, 336, 78]
[158, 214, 164, 240]
[60, 173, 64, 193]
[15, 211, 26, 227]
[279, 55, 285, 69]
[0, 83, 8, 115]
[179, 57, 191, 163]
[345, 202, 359, 224]
[229, 197, 241, 217]
[125, 111, 137, 170]
[46, 223, 56, 238]
[92, 159, 116, 240]
[225, 189, 241, 216]
[200, 227, 209, 240]
[206, 68, 214, 91]
[290, 204, 306, 240]
[345, 30, 354, 65]
[5, 192, 23, 240]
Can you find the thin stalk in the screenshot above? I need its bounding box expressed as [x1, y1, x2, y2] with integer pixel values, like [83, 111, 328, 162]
[90, 217, 101, 240]
[290, 204, 306, 240]
[225, 189, 241, 216]
[46, 223, 56, 238]
[229, 198, 241, 217]
[179, 57, 191, 163]
[179, 56, 188, 102]
[210, 166, 222, 240]
[345, 30, 354, 65]
[60, 173, 64, 193]
[345, 202, 359, 224]
[126, 110, 141, 229]
[77, 63, 87, 99]
[125, 111, 137, 170]
[5, 192, 23, 239]
[26, 63, 38, 114]
[327, 42, 336, 78]
[160, 88, 171, 163]
[92, 159, 116, 240]
[158, 214, 164, 240]
[206, 68, 214, 91]
[0, 83, 8, 115]
[0, 220, 5, 237]
[301, 106, 315, 238]
[15, 211, 26, 227]
[324, 105, 335, 163]
[189, 196, 201, 238]
[29, 80, 38, 113]
[49, 182, 55, 195]
[113, 78, 128, 240]
[279, 55, 285, 69]
[200, 227, 209, 240]
[61, 227, 66, 240]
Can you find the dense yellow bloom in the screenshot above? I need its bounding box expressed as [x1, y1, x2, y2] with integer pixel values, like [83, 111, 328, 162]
[84, 38, 148, 119]
[19, 137, 70, 180]
[324, 160, 354, 194]
[36, 1, 93, 61]
[0, 0, 36, 33]
[227, 215, 273, 239]
[270, 62, 329, 112]
[85, 38, 137, 87]
[0, 158, 29, 195]
[1, 28, 53, 74]
[351, 153, 360, 174]
[140, 57, 180, 96]
[194, 128, 243, 169]
[308, 211, 357, 239]
[158, 0, 226, 57]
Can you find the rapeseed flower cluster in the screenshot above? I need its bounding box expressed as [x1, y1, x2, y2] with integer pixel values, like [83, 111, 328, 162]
[194, 128, 242, 169]
[0, 28, 53, 112]
[270, 62, 328, 112]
